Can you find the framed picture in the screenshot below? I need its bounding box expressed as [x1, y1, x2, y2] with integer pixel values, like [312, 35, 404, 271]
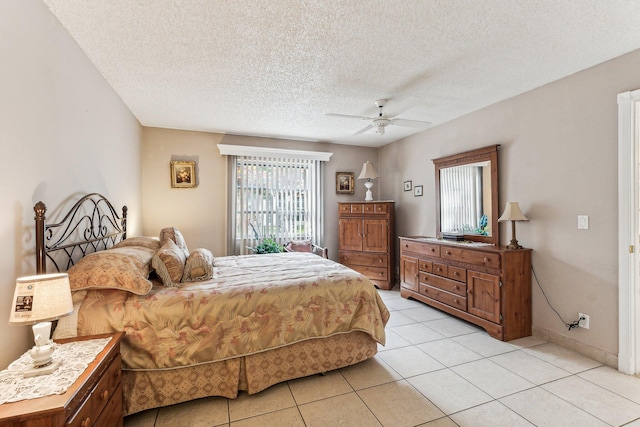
[170, 161, 196, 188]
[336, 172, 354, 194]
[414, 185, 423, 197]
[404, 180, 412, 191]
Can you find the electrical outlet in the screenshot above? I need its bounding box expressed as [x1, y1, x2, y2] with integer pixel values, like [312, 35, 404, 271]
[578, 313, 590, 329]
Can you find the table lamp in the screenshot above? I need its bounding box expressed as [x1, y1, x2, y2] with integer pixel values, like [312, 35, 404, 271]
[498, 202, 529, 249]
[8, 273, 73, 377]
[358, 161, 379, 201]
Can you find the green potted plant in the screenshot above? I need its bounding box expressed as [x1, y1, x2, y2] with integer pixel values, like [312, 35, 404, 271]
[253, 236, 284, 254]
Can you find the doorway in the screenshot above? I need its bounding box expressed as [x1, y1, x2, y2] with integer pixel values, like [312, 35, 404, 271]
[618, 89, 640, 375]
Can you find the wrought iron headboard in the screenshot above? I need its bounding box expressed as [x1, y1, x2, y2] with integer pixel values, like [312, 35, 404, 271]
[35, 193, 127, 274]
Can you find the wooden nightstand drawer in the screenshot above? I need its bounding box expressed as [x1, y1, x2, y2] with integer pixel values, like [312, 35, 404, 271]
[94, 383, 122, 427]
[66, 354, 121, 427]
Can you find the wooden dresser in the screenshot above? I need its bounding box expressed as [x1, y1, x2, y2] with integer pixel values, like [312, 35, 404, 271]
[0, 332, 124, 427]
[399, 236, 531, 341]
[338, 201, 395, 290]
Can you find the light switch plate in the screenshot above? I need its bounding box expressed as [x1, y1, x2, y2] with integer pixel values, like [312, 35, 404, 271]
[578, 215, 589, 230]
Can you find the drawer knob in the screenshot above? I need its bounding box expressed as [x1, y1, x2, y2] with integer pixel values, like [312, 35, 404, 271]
[454, 285, 459, 290]
[446, 251, 451, 255]
[81, 417, 91, 427]
[101, 389, 109, 400]
[405, 244, 408, 248]
[484, 257, 489, 262]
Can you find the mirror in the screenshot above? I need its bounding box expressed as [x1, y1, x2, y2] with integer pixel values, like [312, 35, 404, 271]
[433, 145, 499, 245]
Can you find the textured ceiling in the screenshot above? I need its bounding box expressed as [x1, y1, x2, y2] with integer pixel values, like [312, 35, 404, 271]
[42, 0, 640, 147]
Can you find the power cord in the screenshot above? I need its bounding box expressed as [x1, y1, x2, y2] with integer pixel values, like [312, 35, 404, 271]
[531, 265, 585, 331]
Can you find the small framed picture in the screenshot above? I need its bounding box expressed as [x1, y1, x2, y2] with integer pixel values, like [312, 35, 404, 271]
[404, 180, 412, 191]
[336, 172, 354, 194]
[414, 185, 423, 197]
[170, 161, 197, 188]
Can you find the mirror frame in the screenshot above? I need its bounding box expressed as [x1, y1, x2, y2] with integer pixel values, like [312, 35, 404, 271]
[433, 144, 500, 245]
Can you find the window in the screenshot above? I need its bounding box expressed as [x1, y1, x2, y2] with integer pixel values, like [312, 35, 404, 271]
[218, 145, 332, 255]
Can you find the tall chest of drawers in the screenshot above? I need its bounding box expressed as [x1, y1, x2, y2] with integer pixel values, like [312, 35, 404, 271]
[338, 201, 395, 290]
[399, 236, 531, 341]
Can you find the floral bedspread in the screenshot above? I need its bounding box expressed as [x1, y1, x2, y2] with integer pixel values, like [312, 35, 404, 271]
[75, 252, 389, 370]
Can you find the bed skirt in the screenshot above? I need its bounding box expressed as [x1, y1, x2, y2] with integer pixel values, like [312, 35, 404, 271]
[122, 330, 378, 415]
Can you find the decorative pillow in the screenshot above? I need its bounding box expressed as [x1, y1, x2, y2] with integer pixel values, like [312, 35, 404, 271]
[112, 236, 161, 252]
[152, 239, 187, 287]
[67, 247, 155, 295]
[182, 248, 214, 282]
[159, 227, 189, 257]
[285, 240, 313, 252]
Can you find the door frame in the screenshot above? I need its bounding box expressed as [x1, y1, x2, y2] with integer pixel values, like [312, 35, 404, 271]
[618, 89, 640, 374]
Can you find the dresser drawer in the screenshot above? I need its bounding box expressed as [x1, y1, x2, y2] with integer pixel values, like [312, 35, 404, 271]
[433, 262, 448, 277]
[339, 204, 351, 214]
[347, 264, 388, 281]
[339, 252, 387, 266]
[448, 266, 467, 282]
[419, 283, 467, 310]
[66, 354, 121, 427]
[440, 247, 500, 269]
[350, 204, 363, 213]
[400, 240, 440, 257]
[373, 203, 389, 215]
[418, 259, 433, 273]
[419, 272, 467, 297]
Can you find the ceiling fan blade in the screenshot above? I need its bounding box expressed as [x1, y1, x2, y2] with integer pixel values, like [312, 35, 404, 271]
[391, 118, 431, 129]
[326, 113, 372, 120]
[383, 95, 421, 118]
[353, 124, 374, 135]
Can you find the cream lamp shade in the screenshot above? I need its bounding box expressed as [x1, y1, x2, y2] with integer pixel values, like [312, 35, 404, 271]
[358, 161, 379, 201]
[8, 273, 73, 377]
[9, 273, 73, 325]
[498, 202, 529, 249]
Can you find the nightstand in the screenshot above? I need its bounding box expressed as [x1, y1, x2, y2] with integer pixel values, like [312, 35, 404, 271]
[0, 332, 124, 427]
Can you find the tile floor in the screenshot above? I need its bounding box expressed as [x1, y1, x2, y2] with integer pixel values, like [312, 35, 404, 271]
[124, 288, 640, 427]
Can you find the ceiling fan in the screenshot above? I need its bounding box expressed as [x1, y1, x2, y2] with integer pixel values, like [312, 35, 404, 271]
[326, 98, 431, 136]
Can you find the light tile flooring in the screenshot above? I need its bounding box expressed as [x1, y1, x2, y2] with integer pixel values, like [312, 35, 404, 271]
[124, 288, 640, 427]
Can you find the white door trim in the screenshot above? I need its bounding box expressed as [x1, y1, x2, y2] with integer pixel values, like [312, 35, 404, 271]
[618, 90, 640, 374]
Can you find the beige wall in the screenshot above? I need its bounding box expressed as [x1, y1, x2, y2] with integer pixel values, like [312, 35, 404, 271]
[141, 130, 377, 259]
[0, 1, 143, 369]
[380, 48, 640, 356]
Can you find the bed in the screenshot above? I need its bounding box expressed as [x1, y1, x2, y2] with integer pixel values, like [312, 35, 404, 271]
[35, 193, 389, 415]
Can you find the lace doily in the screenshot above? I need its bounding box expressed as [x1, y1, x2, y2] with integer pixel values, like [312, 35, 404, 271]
[0, 337, 112, 405]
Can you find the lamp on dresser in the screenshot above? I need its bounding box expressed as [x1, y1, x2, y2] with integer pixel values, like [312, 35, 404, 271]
[498, 202, 529, 249]
[8, 273, 73, 377]
[358, 161, 379, 201]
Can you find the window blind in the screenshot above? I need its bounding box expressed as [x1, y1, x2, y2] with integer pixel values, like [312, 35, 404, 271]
[227, 154, 324, 255]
